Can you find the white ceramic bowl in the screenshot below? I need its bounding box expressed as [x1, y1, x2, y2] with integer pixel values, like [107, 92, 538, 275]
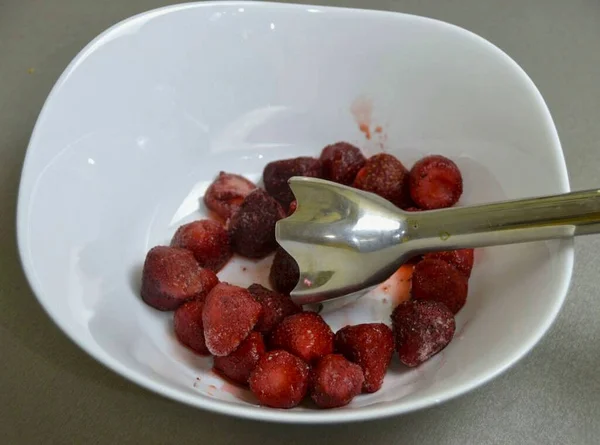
[17, 1, 572, 423]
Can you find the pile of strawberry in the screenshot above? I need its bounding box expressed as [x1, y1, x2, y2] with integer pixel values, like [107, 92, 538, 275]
[139, 142, 473, 409]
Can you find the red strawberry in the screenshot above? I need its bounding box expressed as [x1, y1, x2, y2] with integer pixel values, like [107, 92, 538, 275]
[270, 312, 334, 363]
[228, 189, 286, 259]
[202, 283, 262, 356]
[334, 323, 394, 393]
[310, 354, 364, 408]
[269, 247, 300, 295]
[170, 219, 232, 272]
[213, 331, 266, 385]
[423, 249, 475, 277]
[203, 172, 257, 220]
[353, 153, 411, 208]
[263, 157, 323, 207]
[249, 350, 310, 408]
[141, 246, 219, 311]
[320, 142, 366, 185]
[391, 300, 455, 367]
[409, 155, 463, 210]
[288, 200, 298, 216]
[173, 300, 210, 355]
[247, 284, 302, 334]
[412, 258, 469, 314]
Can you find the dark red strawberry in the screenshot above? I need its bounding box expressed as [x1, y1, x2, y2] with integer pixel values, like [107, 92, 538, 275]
[391, 300, 455, 367]
[213, 331, 266, 385]
[310, 354, 364, 408]
[352, 153, 411, 208]
[249, 350, 310, 408]
[270, 312, 334, 363]
[320, 142, 366, 185]
[228, 189, 286, 259]
[202, 283, 262, 356]
[409, 155, 463, 210]
[263, 157, 323, 206]
[334, 323, 394, 393]
[170, 219, 232, 272]
[269, 247, 300, 295]
[141, 246, 219, 311]
[247, 284, 302, 334]
[412, 258, 469, 314]
[203, 172, 257, 220]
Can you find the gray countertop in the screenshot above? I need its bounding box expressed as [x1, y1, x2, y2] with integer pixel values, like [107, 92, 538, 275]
[1, 0, 599, 443]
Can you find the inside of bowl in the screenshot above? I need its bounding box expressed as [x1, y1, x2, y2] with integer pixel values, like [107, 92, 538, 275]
[19, 2, 571, 420]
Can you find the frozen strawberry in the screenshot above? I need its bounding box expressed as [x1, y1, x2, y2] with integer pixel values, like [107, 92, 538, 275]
[409, 155, 463, 210]
[173, 300, 210, 355]
[320, 142, 366, 185]
[203, 172, 257, 220]
[170, 219, 232, 272]
[352, 153, 411, 208]
[334, 323, 394, 393]
[213, 331, 266, 385]
[263, 157, 323, 206]
[248, 284, 302, 334]
[391, 300, 455, 367]
[249, 350, 310, 409]
[269, 247, 300, 295]
[270, 312, 334, 363]
[423, 249, 475, 277]
[405, 255, 422, 265]
[202, 283, 262, 356]
[228, 189, 286, 259]
[141, 246, 219, 311]
[412, 258, 469, 314]
[288, 200, 297, 216]
[404, 207, 421, 212]
[310, 354, 364, 408]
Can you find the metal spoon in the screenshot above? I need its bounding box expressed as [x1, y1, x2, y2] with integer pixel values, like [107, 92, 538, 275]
[275, 176, 600, 306]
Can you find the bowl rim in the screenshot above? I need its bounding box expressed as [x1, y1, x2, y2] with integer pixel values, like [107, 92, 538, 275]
[16, 0, 573, 424]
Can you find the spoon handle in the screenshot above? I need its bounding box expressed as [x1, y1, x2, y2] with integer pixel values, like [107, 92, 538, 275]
[408, 189, 600, 252]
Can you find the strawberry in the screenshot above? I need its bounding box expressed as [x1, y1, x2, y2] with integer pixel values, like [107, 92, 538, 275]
[213, 331, 266, 385]
[310, 354, 364, 408]
[288, 200, 298, 216]
[412, 258, 469, 314]
[140, 246, 219, 311]
[247, 284, 302, 334]
[423, 249, 474, 277]
[203, 172, 257, 220]
[228, 189, 286, 259]
[320, 142, 366, 185]
[263, 157, 323, 207]
[269, 247, 300, 295]
[170, 219, 232, 272]
[409, 155, 463, 210]
[173, 300, 210, 355]
[269, 312, 334, 363]
[202, 283, 262, 356]
[391, 300, 455, 367]
[249, 350, 310, 408]
[335, 323, 394, 393]
[353, 153, 411, 208]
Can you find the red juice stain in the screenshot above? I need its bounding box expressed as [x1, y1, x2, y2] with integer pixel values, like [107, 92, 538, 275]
[351, 96, 373, 141]
[359, 123, 371, 140]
